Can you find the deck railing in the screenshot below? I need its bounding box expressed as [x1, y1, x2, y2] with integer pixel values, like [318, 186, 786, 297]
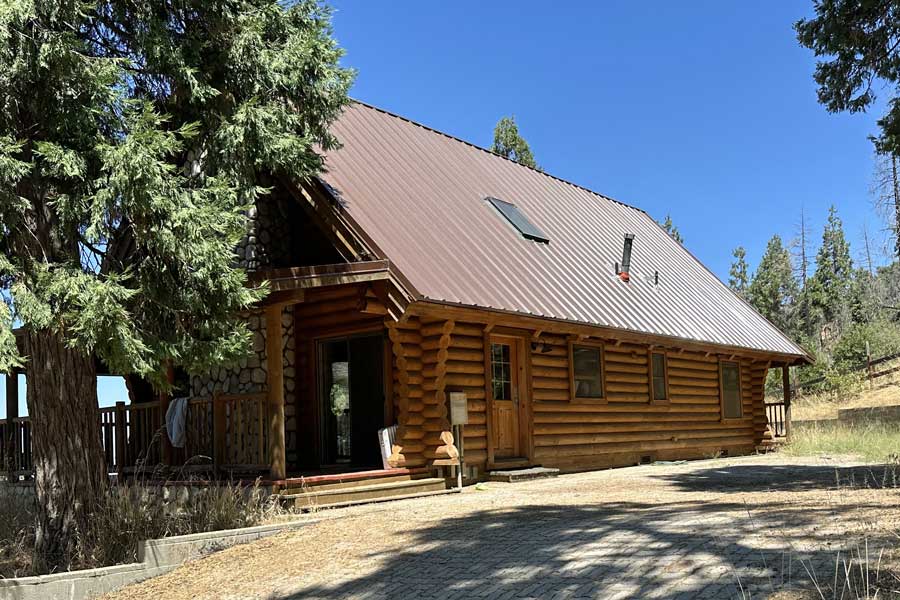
[766, 401, 787, 438]
[1, 417, 32, 476]
[2, 392, 270, 479]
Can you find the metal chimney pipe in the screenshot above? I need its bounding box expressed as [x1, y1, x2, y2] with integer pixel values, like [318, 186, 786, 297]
[620, 234, 635, 277]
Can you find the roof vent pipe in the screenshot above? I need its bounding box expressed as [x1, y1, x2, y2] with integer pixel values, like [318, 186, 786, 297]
[618, 234, 635, 282]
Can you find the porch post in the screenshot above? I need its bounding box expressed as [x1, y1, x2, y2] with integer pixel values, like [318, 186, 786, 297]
[159, 361, 174, 466]
[782, 364, 792, 440]
[266, 305, 286, 481]
[6, 371, 18, 480]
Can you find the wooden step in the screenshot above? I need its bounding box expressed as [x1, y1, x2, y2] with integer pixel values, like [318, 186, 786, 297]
[281, 477, 447, 509]
[281, 473, 423, 494]
[489, 467, 559, 483]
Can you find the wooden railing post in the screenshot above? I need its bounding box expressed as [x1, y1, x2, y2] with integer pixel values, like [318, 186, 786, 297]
[114, 401, 127, 476]
[159, 361, 174, 466]
[782, 365, 792, 441]
[213, 393, 225, 470]
[266, 305, 286, 481]
[6, 371, 18, 480]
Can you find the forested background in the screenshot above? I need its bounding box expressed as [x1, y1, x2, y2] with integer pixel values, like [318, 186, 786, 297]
[722, 154, 900, 395]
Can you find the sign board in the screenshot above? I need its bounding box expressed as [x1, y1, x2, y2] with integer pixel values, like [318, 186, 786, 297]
[449, 391, 468, 425]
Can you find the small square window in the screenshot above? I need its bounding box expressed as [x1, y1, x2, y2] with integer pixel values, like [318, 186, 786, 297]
[569, 341, 604, 402]
[721, 361, 742, 419]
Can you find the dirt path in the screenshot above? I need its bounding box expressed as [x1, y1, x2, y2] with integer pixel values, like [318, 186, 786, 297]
[105, 454, 900, 599]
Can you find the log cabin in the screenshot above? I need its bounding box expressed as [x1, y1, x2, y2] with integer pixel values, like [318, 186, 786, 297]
[3, 101, 810, 496]
[233, 101, 809, 482]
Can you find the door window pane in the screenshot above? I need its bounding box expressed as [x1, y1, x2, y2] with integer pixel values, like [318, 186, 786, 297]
[491, 343, 512, 400]
[572, 345, 603, 399]
[721, 362, 742, 419]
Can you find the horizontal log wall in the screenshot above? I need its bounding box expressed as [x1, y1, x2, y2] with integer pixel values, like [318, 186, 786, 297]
[442, 321, 488, 466]
[533, 342, 765, 472]
[288, 293, 774, 475]
[409, 306, 772, 475]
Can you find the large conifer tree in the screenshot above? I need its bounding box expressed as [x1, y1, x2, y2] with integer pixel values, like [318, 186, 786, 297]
[0, 0, 352, 571]
[796, 1, 900, 156]
[806, 205, 854, 332]
[748, 235, 798, 334]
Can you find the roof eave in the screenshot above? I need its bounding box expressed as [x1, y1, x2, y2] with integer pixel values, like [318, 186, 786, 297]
[409, 299, 813, 365]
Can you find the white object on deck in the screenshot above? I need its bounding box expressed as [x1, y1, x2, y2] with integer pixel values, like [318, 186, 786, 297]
[165, 397, 189, 448]
[378, 424, 398, 469]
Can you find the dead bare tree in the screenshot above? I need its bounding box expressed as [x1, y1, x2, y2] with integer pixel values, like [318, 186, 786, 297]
[871, 153, 900, 261]
[790, 205, 811, 287]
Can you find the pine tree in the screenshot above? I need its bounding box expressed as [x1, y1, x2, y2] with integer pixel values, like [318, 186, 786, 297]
[0, 0, 352, 572]
[806, 205, 854, 335]
[728, 246, 750, 296]
[748, 235, 798, 334]
[849, 267, 879, 324]
[492, 116, 538, 169]
[660, 214, 684, 244]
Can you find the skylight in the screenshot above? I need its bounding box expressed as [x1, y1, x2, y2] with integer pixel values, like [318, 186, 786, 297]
[485, 196, 549, 244]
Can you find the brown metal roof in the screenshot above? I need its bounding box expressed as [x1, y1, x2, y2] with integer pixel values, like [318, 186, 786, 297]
[319, 102, 809, 360]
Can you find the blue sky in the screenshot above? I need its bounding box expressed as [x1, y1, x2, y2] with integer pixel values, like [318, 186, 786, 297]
[1, 2, 887, 416]
[330, 0, 888, 276]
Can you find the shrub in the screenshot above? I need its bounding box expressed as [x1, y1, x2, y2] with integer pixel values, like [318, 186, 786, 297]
[833, 320, 900, 372]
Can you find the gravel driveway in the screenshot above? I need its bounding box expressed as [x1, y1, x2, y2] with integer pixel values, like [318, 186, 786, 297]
[106, 454, 900, 600]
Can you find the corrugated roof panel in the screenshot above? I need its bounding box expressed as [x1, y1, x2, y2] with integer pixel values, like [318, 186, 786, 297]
[319, 102, 808, 358]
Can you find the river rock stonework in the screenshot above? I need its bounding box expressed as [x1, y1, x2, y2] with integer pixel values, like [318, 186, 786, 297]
[189, 308, 299, 467]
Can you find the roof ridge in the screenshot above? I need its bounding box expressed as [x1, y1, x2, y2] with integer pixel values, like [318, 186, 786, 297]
[348, 98, 648, 215]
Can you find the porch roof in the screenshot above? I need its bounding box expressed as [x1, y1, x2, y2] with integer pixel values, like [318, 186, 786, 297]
[249, 260, 392, 306]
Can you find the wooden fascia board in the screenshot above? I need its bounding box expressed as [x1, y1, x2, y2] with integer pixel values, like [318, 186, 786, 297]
[284, 177, 372, 262]
[262, 268, 391, 293]
[407, 300, 812, 366]
[303, 178, 423, 301]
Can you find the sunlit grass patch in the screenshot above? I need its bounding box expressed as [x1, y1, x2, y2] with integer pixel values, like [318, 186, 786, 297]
[782, 421, 900, 463]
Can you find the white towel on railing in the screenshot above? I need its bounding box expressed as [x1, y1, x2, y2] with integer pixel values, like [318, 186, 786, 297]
[165, 397, 189, 448]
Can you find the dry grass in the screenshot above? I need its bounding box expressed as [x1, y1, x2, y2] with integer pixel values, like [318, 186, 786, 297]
[782, 422, 900, 463]
[0, 479, 287, 578]
[0, 486, 34, 577]
[784, 377, 900, 423]
[76, 479, 283, 570]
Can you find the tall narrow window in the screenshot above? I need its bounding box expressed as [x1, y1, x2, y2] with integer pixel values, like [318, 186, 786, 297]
[720, 361, 742, 419]
[650, 352, 668, 403]
[569, 341, 604, 402]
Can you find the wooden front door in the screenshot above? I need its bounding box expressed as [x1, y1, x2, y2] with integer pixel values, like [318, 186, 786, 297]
[489, 335, 522, 459]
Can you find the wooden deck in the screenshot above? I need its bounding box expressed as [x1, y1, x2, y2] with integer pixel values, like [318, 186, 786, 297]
[2, 392, 274, 480]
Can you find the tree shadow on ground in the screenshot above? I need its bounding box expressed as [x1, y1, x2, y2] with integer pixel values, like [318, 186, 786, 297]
[270, 496, 896, 599]
[657, 462, 900, 494]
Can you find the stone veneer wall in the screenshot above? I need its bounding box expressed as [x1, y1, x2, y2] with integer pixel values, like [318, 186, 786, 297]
[236, 190, 298, 271]
[189, 308, 298, 467]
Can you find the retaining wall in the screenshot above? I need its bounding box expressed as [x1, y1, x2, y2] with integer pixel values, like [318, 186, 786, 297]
[0, 520, 313, 600]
